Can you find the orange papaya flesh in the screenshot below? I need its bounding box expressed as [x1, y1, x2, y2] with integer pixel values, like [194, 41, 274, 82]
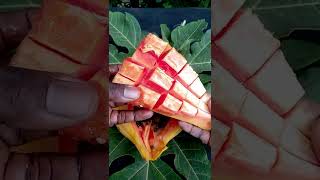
[117, 116, 182, 161]
[10, 0, 107, 148]
[113, 33, 211, 131]
[29, 0, 107, 67]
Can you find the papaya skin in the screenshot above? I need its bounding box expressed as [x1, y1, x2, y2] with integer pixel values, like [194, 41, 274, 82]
[113, 33, 211, 130]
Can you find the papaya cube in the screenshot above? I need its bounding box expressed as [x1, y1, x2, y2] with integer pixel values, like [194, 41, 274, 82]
[112, 74, 135, 86]
[198, 100, 209, 113]
[185, 90, 200, 107]
[200, 93, 211, 103]
[138, 33, 169, 57]
[189, 77, 206, 98]
[196, 109, 211, 121]
[10, 38, 98, 79]
[177, 64, 198, 86]
[132, 49, 158, 69]
[118, 59, 145, 82]
[29, 0, 106, 66]
[161, 48, 187, 73]
[169, 81, 188, 100]
[155, 94, 182, 115]
[148, 68, 174, 91]
[132, 85, 161, 109]
[179, 101, 197, 117]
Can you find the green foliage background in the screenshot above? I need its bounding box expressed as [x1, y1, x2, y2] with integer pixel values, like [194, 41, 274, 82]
[109, 11, 211, 180]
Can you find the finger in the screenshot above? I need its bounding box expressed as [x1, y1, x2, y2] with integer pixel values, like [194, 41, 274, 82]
[109, 83, 140, 103]
[109, 109, 153, 127]
[179, 121, 210, 144]
[0, 67, 99, 130]
[109, 64, 121, 76]
[312, 118, 320, 161]
[0, 9, 40, 53]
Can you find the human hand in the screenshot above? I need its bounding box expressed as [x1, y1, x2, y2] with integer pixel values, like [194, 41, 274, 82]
[0, 10, 107, 180]
[108, 65, 154, 127]
[179, 97, 211, 145]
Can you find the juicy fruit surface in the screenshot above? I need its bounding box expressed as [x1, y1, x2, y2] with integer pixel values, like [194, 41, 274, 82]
[113, 33, 211, 130]
[113, 33, 211, 160]
[10, 0, 108, 144]
[213, 3, 320, 180]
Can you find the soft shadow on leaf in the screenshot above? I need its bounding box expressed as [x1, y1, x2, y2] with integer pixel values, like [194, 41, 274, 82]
[109, 127, 138, 166]
[160, 24, 171, 43]
[171, 19, 208, 55]
[109, 11, 142, 55]
[246, 0, 320, 38]
[199, 73, 211, 85]
[297, 67, 320, 103]
[168, 133, 211, 180]
[110, 157, 182, 180]
[282, 39, 320, 71]
[109, 44, 129, 64]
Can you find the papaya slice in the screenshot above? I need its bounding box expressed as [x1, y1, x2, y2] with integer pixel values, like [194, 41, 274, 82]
[112, 33, 211, 130]
[117, 116, 182, 161]
[10, 0, 107, 145]
[29, 0, 107, 66]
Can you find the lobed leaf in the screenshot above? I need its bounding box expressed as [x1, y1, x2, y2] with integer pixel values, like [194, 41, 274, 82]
[110, 157, 181, 180]
[245, 0, 320, 38]
[109, 127, 138, 166]
[171, 19, 208, 55]
[109, 11, 142, 55]
[168, 133, 211, 180]
[109, 44, 129, 64]
[186, 29, 211, 73]
[282, 39, 320, 71]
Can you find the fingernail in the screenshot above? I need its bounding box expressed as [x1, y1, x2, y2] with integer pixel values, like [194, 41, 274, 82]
[124, 87, 140, 99]
[46, 79, 99, 118]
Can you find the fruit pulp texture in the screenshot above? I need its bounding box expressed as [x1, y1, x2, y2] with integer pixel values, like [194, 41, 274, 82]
[114, 33, 211, 130]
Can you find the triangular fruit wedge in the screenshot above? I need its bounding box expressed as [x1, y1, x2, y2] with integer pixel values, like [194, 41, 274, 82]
[113, 33, 211, 131]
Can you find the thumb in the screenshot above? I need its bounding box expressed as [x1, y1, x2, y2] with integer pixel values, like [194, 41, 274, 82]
[0, 67, 99, 130]
[109, 82, 140, 103]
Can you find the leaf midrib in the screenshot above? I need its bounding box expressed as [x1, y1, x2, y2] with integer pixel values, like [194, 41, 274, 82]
[172, 140, 199, 180]
[110, 19, 136, 50]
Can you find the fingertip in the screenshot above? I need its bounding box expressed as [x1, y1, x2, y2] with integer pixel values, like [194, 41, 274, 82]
[134, 110, 153, 121]
[179, 121, 193, 132]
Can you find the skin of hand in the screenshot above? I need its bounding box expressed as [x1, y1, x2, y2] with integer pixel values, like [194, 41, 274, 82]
[0, 10, 107, 180]
[179, 99, 211, 145]
[108, 65, 154, 127]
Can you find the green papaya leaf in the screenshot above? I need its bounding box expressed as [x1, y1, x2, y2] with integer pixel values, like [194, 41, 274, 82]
[0, 0, 41, 11]
[160, 24, 171, 42]
[199, 73, 211, 85]
[171, 19, 208, 55]
[297, 67, 320, 103]
[109, 127, 138, 166]
[245, 0, 320, 38]
[205, 82, 212, 93]
[110, 157, 181, 180]
[168, 133, 211, 180]
[282, 39, 320, 71]
[109, 44, 129, 64]
[186, 29, 211, 73]
[109, 11, 142, 55]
